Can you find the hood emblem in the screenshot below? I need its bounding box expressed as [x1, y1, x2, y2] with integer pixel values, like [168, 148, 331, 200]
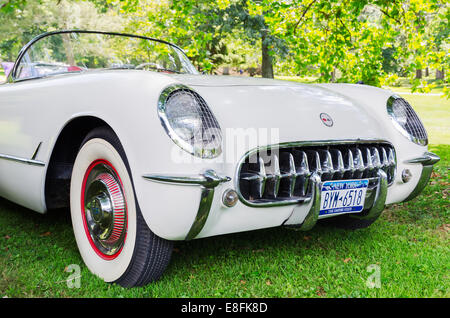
[320, 113, 333, 127]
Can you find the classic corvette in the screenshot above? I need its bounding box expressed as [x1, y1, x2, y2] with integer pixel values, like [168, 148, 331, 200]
[0, 30, 440, 287]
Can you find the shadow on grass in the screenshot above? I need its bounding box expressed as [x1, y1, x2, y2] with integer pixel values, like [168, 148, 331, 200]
[0, 197, 78, 254]
[0, 196, 379, 276]
[167, 220, 379, 275]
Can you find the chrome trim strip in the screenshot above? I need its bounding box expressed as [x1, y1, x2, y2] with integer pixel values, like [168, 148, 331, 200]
[143, 170, 231, 240]
[404, 152, 440, 202]
[143, 170, 231, 188]
[0, 153, 45, 166]
[404, 152, 440, 165]
[235, 139, 395, 207]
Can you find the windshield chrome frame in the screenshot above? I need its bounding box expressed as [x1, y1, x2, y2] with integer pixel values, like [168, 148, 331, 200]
[8, 30, 197, 83]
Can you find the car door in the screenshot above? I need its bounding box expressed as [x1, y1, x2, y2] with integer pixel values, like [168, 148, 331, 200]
[0, 58, 49, 213]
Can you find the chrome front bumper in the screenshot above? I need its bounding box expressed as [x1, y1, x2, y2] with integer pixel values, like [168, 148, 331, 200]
[403, 152, 440, 201]
[143, 170, 231, 240]
[142, 152, 440, 239]
[283, 169, 388, 230]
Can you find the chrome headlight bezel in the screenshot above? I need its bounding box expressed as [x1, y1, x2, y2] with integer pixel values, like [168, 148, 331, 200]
[157, 85, 222, 159]
[386, 95, 428, 146]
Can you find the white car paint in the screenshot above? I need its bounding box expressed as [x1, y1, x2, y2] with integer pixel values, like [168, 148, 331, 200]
[0, 70, 431, 240]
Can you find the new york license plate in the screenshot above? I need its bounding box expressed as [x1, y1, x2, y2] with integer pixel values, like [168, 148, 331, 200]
[319, 179, 369, 216]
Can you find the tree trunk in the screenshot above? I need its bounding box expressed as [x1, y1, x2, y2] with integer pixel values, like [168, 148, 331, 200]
[436, 69, 445, 80]
[425, 67, 429, 77]
[261, 30, 274, 79]
[415, 69, 422, 79]
[331, 68, 336, 82]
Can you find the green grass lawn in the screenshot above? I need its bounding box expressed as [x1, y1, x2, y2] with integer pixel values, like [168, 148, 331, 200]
[400, 94, 450, 145]
[275, 75, 449, 95]
[0, 145, 448, 298]
[0, 92, 449, 298]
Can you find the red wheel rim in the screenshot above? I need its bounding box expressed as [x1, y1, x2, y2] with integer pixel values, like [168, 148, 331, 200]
[81, 159, 128, 260]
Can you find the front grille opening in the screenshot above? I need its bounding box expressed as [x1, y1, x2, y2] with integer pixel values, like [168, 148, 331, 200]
[237, 142, 396, 206]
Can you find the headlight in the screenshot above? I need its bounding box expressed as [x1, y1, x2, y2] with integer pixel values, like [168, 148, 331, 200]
[158, 85, 222, 158]
[387, 95, 428, 146]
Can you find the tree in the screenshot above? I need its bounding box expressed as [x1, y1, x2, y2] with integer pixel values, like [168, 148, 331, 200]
[0, 0, 123, 62]
[2, 0, 448, 96]
[118, 0, 290, 77]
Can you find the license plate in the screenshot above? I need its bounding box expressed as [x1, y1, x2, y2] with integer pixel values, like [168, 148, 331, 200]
[319, 179, 369, 216]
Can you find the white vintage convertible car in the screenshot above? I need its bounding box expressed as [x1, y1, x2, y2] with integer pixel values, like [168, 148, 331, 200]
[0, 31, 440, 287]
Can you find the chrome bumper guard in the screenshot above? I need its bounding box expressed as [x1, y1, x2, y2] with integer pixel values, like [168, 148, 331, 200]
[403, 152, 440, 202]
[143, 170, 231, 240]
[285, 169, 388, 230]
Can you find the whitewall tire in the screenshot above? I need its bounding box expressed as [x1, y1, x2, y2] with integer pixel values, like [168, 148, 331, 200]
[70, 127, 172, 287]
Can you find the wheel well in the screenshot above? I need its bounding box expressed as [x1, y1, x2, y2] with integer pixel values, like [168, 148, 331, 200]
[45, 116, 112, 210]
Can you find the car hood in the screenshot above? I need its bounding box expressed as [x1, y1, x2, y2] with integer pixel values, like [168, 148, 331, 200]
[166, 74, 388, 147]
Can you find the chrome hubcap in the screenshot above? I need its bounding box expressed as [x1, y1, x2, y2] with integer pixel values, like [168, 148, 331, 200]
[83, 162, 127, 257]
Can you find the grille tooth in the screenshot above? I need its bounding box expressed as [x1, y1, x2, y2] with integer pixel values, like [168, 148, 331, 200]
[381, 147, 389, 167]
[237, 142, 396, 205]
[365, 147, 373, 167]
[264, 154, 281, 198]
[371, 147, 381, 169]
[242, 155, 266, 200]
[330, 149, 345, 180]
[295, 150, 310, 175]
[380, 146, 390, 178]
[292, 150, 310, 196]
[363, 147, 375, 178]
[279, 152, 297, 198]
[287, 153, 297, 197]
[320, 150, 335, 181]
[344, 149, 355, 179]
[314, 151, 322, 175]
[387, 148, 396, 184]
[388, 148, 396, 165]
[354, 148, 365, 179]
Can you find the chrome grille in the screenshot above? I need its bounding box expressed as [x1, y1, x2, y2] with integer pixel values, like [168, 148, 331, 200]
[237, 142, 396, 206]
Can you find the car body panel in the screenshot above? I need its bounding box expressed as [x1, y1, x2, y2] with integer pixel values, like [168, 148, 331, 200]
[0, 69, 432, 240]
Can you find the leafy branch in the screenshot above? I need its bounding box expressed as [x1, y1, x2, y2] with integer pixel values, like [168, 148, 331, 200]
[292, 0, 317, 34]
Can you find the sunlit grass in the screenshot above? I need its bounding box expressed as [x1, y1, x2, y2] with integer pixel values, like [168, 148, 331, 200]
[0, 144, 448, 298]
[401, 94, 450, 145]
[275, 75, 318, 84]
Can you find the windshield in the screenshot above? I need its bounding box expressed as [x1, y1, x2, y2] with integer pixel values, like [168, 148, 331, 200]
[13, 31, 198, 81]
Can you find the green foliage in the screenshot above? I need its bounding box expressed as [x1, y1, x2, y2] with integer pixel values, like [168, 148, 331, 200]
[0, 0, 123, 62]
[0, 0, 29, 14]
[0, 0, 448, 94]
[116, 0, 448, 91]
